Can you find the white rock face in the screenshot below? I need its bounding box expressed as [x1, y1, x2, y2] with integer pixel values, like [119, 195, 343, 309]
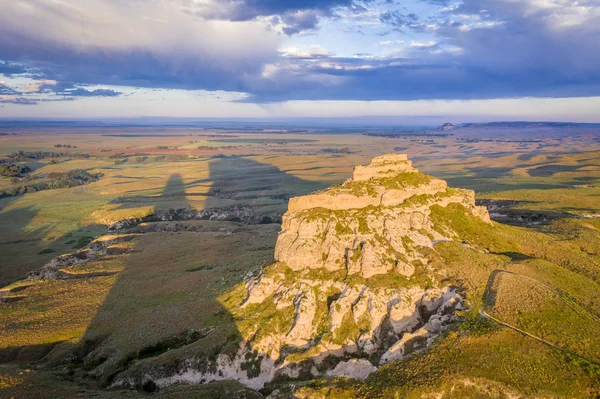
[242, 276, 282, 307]
[327, 359, 377, 380]
[114, 278, 465, 391]
[237, 278, 463, 383]
[286, 288, 317, 347]
[380, 328, 430, 364]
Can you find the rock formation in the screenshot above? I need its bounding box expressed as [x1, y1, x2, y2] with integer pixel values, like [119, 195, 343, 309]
[112, 154, 491, 391]
[275, 153, 489, 278]
[28, 235, 137, 280]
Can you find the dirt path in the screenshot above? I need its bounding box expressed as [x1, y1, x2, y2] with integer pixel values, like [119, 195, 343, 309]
[479, 269, 600, 366]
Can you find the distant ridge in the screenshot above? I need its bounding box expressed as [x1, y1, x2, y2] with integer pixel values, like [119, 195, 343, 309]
[459, 121, 600, 128]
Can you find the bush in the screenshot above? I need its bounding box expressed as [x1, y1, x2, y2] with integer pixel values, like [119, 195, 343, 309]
[0, 163, 31, 177]
[38, 248, 56, 255]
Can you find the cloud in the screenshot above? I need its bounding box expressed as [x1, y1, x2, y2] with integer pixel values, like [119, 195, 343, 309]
[20, 80, 58, 94]
[179, 0, 360, 35]
[280, 9, 324, 35]
[279, 45, 334, 59]
[182, 0, 360, 21]
[0, 96, 38, 105]
[0, 62, 28, 76]
[409, 40, 437, 48]
[0, 83, 19, 95]
[0, 0, 280, 92]
[1, 0, 599, 105]
[182, 0, 353, 20]
[248, 0, 600, 101]
[421, 0, 451, 5]
[63, 88, 122, 97]
[440, 0, 600, 79]
[379, 10, 426, 32]
[378, 40, 404, 45]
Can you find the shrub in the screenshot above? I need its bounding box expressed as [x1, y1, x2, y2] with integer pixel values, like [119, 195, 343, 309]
[0, 164, 31, 177]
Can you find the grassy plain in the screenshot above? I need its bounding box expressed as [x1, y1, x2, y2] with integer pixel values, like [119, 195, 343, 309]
[1, 125, 600, 397]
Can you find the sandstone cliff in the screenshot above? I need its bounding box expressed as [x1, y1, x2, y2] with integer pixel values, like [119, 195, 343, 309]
[276, 153, 489, 278]
[112, 154, 491, 391]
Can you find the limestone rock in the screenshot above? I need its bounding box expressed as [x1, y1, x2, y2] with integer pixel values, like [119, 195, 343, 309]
[380, 328, 430, 364]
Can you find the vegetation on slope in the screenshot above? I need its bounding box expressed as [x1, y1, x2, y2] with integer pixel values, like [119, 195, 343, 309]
[0, 170, 104, 198]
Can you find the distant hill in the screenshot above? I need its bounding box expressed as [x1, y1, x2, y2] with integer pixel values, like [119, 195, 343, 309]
[460, 121, 600, 128]
[439, 122, 456, 131]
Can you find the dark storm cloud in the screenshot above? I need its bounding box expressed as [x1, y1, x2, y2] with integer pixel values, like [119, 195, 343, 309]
[261, 0, 600, 102]
[240, 55, 600, 102]
[280, 10, 323, 35]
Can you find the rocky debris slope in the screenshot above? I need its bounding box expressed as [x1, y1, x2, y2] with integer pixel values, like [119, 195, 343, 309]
[110, 154, 491, 391]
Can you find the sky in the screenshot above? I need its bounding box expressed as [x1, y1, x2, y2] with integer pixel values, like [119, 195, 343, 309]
[1, 0, 599, 123]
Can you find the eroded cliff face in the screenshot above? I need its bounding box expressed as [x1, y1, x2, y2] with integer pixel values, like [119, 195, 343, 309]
[275, 153, 489, 278]
[112, 154, 491, 391]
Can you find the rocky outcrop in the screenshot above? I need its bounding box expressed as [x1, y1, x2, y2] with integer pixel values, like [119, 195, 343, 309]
[352, 153, 415, 181]
[108, 207, 281, 231]
[28, 235, 137, 280]
[276, 154, 490, 278]
[327, 359, 377, 379]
